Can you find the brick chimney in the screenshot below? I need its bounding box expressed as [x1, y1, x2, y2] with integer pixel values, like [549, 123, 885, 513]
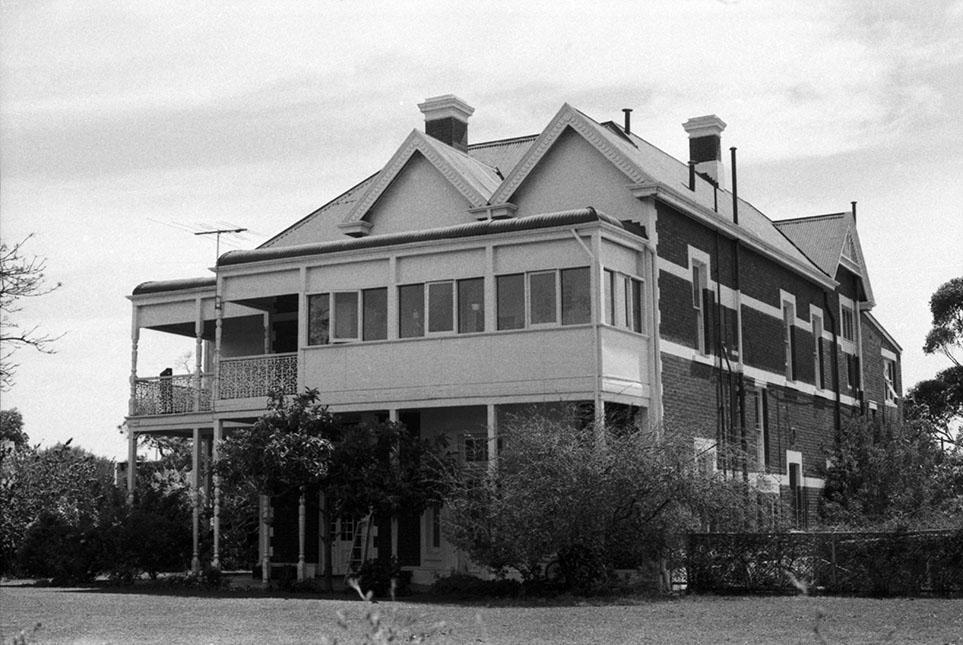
[418, 95, 474, 153]
[683, 115, 727, 186]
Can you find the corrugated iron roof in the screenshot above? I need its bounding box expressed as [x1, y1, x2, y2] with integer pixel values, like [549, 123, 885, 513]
[132, 276, 215, 296]
[219, 207, 638, 268]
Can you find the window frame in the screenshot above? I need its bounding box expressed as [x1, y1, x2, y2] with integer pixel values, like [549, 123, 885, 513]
[426, 280, 456, 335]
[527, 270, 559, 327]
[840, 303, 856, 342]
[812, 313, 824, 390]
[692, 261, 707, 354]
[782, 300, 796, 381]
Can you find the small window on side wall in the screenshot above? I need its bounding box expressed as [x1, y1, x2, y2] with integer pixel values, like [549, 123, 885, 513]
[457, 278, 485, 333]
[496, 274, 525, 330]
[399, 283, 425, 338]
[308, 293, 330, 345]
[561, 267, 590, 325]
[692, 262, 707, 354]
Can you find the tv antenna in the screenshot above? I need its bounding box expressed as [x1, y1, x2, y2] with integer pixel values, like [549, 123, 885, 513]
[195, 227, 248, 263]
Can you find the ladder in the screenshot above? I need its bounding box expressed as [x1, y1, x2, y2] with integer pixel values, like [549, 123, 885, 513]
[346, 510, 374, 577]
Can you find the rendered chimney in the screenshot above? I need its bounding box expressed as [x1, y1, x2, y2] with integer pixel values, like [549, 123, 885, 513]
[682, 115, 727, 186]
[418, 94, 474, 153]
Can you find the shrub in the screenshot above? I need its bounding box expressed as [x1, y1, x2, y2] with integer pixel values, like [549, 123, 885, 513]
[428, 572, 521, 598]
[355, 557, 411, 598]
[16, 511, 101, 584]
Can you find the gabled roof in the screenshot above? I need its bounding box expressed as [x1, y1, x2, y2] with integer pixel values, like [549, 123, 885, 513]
[339, 129, 502, 232]
[259, 134, 537, 249]
[491, 103, 832, 288]
[774, 212, 875, 306]
[863, 311, 903, 353]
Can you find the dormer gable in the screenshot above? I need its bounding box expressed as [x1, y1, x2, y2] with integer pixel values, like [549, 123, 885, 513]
[339, 129, 501, 237]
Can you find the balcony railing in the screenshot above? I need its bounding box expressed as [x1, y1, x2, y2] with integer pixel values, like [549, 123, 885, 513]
[134, 373, 212, 416]
[218, 353, 298, 400]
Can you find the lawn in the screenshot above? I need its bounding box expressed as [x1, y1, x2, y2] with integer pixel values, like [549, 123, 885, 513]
[1, 583, 961, 644]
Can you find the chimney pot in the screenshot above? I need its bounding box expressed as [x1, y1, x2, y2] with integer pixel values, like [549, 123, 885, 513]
[683, 114, 727, 185]
[418, 94, 474, 152]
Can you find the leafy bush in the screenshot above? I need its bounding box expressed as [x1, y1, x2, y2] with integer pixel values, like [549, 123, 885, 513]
[355, 557, 411, 597]
[442, 412, 752, 593]
[16, 511, 103, 584]
[428, 572, 522, 598]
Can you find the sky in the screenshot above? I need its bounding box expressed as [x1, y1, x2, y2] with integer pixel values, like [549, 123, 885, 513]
[1, 0, 961, 460]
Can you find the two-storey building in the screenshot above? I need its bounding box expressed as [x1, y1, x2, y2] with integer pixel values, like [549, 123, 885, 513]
[126, 95, 902, 582]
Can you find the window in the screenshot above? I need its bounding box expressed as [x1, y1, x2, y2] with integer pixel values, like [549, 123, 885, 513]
[624, 275, 643, 333]
[812, 314, 824, 389]
[362, 288, 387, 341]
[840, 304, 855, 341]
[884, 358, 898, 402]
[457, 278, 485, 333]
[604, 269, 615, 325]
[783, 301, 796, 381]
[561, 267, 591, 325]
[430, 505, 442, 549]
[692, 262, 707, 353]
[755, 390, 769, 469]
[497, 274, 525, 330]
[463, 433, 488, 462]
[398, 283, 425, 338]
[427, 281, 454, 333]
[339, 516, 355, 541]
[694, 437, 717, 476]
[333, 292, 359, 341]
[307, 293, 330, 345]
[529, 271, 557, 325]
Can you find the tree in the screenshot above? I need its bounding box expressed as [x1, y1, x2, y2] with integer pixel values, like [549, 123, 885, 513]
[0, 408, 28, 449]
[820, 417, 963, 528]
[906, 277, 963, 443]
[0, 235, 62, 390]
[442, 412, 751, 593]
[0, 439, 120, 577]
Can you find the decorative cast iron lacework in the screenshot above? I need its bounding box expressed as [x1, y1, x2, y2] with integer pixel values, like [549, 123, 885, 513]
[134, 374, 211, 416]
[218, 353, 297, 400]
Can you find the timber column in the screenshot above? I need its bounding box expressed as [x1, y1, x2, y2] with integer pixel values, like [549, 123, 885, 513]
[212, 419, 222, 570]
[191, 427, 201, 572]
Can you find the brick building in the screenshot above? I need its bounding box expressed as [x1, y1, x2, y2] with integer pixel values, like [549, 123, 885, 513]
[126, 96, 901, 581]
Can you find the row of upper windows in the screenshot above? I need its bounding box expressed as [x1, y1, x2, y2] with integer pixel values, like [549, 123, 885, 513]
[304, 266, 642, 345]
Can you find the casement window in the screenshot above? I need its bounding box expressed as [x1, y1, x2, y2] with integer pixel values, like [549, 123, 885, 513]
[496, 267, 591, 330]
[560, 267, 591, 325]
[457, 278, 485, 333]
[812, 314, 824, 389]
[307, 293, 331, 345]
[604, 269, 616, 325]
[362, 288, 387, 341]
[624, 275, 643, 333]
[496, 274, 525, 330]
[840, 304, 855, 341]
[529, 271, 557, 325]
[692, 262, 707, 354]
[398, 283, 425, 338]
[308, 291, 375, 345]
[400, 279, 486, 338]
[782, 301, 796, 381]
[427, 281, 455, 333]
[883, 358, 898, 402]
[463, 433, 489, 462]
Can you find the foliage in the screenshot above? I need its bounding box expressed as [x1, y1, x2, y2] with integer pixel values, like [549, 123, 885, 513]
[214, 388, 334, 498]
[819, 417, 963, 527]
[922, 276, 963, 366]
[0, 440, 119, 576]
[428, 572, 522, 598]
[442, 413, 750, 593]
[0, 408, 28, 448]
[0, 235, 62, 391]
[907, 277, 963, 443]
[354, 557, 411, 598]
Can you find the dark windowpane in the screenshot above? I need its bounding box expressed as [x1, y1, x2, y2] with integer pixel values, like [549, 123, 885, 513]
[308, 293, 330, 345]
[561, 267, 590, 325]
[333, 292, 359, 340]
[628, 278, 643, 332]
[529, 272, 557, 324]
[497, 274, 524, 330]
[399, 283, 424, 338]
[427, 281, 454, 333]
[362, 288, 387, 341]
[458, 278, 485, 333]
[604, 269, 615, 325]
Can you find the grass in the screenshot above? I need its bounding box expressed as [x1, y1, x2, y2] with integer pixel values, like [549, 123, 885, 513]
[1, 582, 961, 644]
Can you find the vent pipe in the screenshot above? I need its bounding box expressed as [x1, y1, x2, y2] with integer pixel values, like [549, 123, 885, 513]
[851, 201, 857, 223]
[730, 147, 739, 226]
[622, 108, 633, 135]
